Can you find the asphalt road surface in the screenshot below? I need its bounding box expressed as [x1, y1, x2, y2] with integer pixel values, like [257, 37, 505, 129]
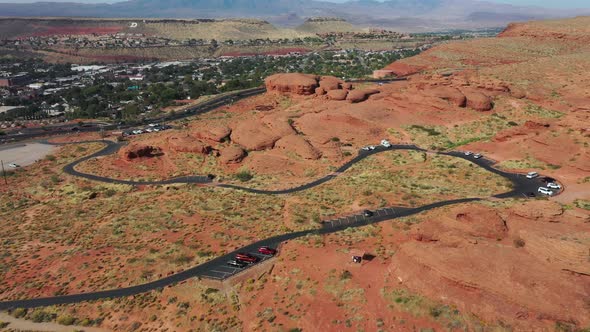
[0, 142, 555, 310]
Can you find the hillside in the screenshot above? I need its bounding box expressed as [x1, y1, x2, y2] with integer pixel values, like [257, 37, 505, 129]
[0, 18, 311, 41]
[295, 17, 362, 34]
[0, 0, 587, 31]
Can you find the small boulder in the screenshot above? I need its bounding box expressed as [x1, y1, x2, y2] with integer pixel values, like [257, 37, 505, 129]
[219, 146, 246, 164]
[427, 86, 467, 107]
[346, 89, 380, 103]
[341, 83, 353, 90]
[315, 87, 327, 96]
[319, 76, 344, 91]
[327, 89, 348, 101]
[462, 89, 493, 111]
[120, 143, 162, 160]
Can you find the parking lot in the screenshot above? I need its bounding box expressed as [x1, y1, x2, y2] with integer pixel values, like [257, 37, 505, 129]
[0, 142, 57, 168]
[198, 248, 278, 280]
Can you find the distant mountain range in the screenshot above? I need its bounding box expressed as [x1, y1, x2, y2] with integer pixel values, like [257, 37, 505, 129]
[0, 0, 587, 31]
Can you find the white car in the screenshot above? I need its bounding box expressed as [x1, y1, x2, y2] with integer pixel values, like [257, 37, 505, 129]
[464, 151, 473, 156]
[473, 153, 483, 159]
[145, 128, 153, 133]
[8, 163, 20, 168]
[526, 172, 539, 179]
[362, 146, 370, 151]
[381, 139, 392, 148]
[547, 182, 561, 190]
[538, 187, 554, 196]
[368, 145, 376, 150]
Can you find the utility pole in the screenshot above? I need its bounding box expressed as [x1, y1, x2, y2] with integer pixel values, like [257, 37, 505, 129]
[1, 160, 7, 185]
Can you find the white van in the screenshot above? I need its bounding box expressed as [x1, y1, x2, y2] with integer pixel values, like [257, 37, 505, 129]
[381, 139, 392, 148]
[538, 187, 553, 196]
[526, 172, 539, 179]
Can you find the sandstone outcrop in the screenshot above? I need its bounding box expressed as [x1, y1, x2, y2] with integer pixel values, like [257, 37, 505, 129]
[168, 135, 211, 154]
[346, 89, 380, 103]
[219, 146, 246, 164]
[196, 125, 231, 142]
[120, 143, 162, 160]
[274, 134, 322, 160]
[426, 86, 467, 107]
[319, 76, 343, 91]
[265, 73, 319, 95]
[461, 88, 493, 111]
[326, 89, 348, 101]
[231, 118, 286, 151]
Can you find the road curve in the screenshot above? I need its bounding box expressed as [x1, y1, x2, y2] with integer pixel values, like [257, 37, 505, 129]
[0, 77, 553, 310]
[0, 143, 549, 310]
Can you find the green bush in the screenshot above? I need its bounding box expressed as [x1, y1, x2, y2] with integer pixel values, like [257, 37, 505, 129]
[57, 314, 76, 325]
[235, 170, 253, 182]
[45, 154, 56, 161]
[340, 270, 352, 280]
[12, 308, 26, 318]
[30, 309, 54, 323]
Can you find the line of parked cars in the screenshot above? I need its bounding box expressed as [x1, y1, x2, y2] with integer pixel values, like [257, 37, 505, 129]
[362, 139, 392, 151]
[464, 151, 483, 159]
[226, 246, 277, 269]
[123, 123, 172, 137]
[527, 172, 561, 196]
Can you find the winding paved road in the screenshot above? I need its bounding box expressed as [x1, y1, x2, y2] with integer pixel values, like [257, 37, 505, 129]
[0, 78, 554, 310]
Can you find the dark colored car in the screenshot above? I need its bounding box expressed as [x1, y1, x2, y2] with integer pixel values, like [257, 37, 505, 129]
[363, 210, 374, 217]
[227, 260, 247, 268]
[525, 192, 536, 198]
[258, 246, 277, 256]
[542, 177, 556, 183]
[235, 252, 259, 263]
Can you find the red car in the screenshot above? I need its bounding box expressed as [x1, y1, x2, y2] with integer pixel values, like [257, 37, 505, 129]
[258, 246, 277, 256]
[235, 252, 259, 263]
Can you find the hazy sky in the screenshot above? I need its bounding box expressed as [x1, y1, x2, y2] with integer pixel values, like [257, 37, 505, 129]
[0, 0, 588, 9]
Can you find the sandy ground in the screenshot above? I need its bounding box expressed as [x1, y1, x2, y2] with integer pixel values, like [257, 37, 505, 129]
[0, 312, 109, 332]
[0, 143, 57, 168]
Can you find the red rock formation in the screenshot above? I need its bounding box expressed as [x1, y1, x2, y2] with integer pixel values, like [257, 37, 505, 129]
[326, 89, 348, 101]
[120, 143, 162, 160]
[219, 146, 246, 164]
[231, 118, 290, 151]
[461, 88, 493, 111]
[319, 76, 343, 91]
[425, 86, 467, 107]
[346, 89, 380, 103]
[168, 135, 211, 154]
[196, 125, 231, 142]
[265, 73, 319, 95]
[274, 134, 322, 160]
[383, 62, 424, 76]
[315, 87, 326, 96]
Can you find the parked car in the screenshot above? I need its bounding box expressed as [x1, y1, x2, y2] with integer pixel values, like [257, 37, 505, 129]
[227, 260, 247, 268]
[464, 151, 473, 156]
[547, 182, 561, 190]
[368, 145, 376, 150]
[363, 210, 374, 217]
[526, 172, 539, 179]
[525, 192, 536, 198]
[362, 146, 370, 151]
[381, 139, 392, 148]
[538, 187, 554, 196]
[258, 246, 277, 256]
[542, 177, 556, 183]
[473, 153, 482, 159]
[235, 253, 259, 263]
[7, 163, 20, 168]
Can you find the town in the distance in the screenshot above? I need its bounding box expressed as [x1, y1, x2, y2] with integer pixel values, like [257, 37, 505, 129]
[0, 2, 589, 332]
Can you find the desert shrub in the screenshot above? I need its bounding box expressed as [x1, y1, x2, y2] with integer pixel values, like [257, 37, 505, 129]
[235, 170, 253, 182]
[513, 238, 526, 248]
[340, 270, 352, 280]
[45, 154, 56, 161]
[30, 309, 54, 323]
[507, 121, 518, 126]
[12, 308, 26, 318]
[343, 151, 352, 156]
[331, 137, 340, 142]
[57, 314, 76, 325]
[50, 175, 61, 184]
[0, 322, 9, 328]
